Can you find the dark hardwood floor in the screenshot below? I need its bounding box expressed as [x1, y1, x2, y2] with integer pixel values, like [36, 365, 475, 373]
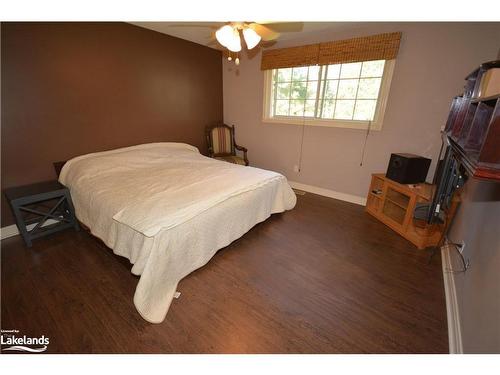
[1, 193, 449, 353]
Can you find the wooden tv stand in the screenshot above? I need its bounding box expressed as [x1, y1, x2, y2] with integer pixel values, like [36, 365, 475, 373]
[365, 174, 450, 249]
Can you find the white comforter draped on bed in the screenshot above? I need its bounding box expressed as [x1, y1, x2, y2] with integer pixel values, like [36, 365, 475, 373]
[59, 143, 296, 323]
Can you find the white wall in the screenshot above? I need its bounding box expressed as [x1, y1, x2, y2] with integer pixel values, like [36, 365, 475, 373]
[223, 22, 500, 199]
[447, 179, 500, 353]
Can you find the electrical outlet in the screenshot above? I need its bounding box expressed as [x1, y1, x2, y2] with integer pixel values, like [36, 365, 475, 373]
[293, 165, 300, 173]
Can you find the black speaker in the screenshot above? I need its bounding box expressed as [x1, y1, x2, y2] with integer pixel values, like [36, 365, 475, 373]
[386, 153, 431, 184]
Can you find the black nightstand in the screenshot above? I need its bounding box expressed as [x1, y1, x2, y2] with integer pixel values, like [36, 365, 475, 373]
[4, 180, 80, 247]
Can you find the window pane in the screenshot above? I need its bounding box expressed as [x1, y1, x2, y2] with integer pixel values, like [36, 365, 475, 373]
[321, 100, 335, 119]
[353, 100, 377, 121]
[324, 80, 338, 100]
[327, 64, 341, 79]
[340, 62, 362, 79]
[357, 78, 382, 99]
[324, 81, 339, 99]
[292, 67, 308, 81]
[290, 100, 305, 116]
[334, 100, 355, 120]
[270, 59, 389, 124]
[305, 100, 316, 117]
[277, 82, 291, 99]
[275, 100, 289, 116]
[337, 79, 359, 99]
[361, 60, 385, 77]
[277, 68, 292, 82]
[306, 81, 318, 99]
[308, 65, 320, 80]
[291, 81, 307, 99]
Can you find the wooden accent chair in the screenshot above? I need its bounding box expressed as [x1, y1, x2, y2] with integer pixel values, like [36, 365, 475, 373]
[206, 124, 249, 166]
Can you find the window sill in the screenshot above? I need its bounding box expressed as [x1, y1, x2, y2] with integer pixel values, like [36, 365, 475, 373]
[262, 116, 382, 131]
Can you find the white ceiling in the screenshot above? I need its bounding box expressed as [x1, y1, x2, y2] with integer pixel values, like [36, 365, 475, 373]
[129, 22, 354, 50]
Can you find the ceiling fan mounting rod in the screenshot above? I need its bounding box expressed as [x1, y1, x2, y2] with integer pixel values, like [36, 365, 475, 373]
[229, 22, 247, 30]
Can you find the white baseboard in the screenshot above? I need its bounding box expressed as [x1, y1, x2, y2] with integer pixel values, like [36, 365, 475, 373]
[289, 181, 367, 206]
[441, 245, 464, 354]
[1, 219, 60, 241]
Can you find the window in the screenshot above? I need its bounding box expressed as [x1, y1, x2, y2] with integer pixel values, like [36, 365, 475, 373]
[263, 59, 395, 130]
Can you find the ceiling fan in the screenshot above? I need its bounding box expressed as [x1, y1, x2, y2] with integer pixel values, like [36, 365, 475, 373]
[215, 22, 302, 65]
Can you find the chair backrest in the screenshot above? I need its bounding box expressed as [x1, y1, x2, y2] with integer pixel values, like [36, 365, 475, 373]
[207, 124, 234, 155]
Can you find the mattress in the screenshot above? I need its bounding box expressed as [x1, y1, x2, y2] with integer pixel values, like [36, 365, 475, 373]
[59, 142, 296, 323]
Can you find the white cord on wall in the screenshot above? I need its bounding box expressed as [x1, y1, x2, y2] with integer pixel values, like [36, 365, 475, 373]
[292, 105, 308, 173]
[359, 120, 372, 167]
[297, 108, 306, 172]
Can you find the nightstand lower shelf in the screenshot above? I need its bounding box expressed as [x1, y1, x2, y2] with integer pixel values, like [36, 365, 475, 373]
[4, 181, 80, 247]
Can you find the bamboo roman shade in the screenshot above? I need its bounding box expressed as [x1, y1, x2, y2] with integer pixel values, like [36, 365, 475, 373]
[318, 32, 402, 65]
[260, 43, 320, 70]
[260, 32, 402, 71]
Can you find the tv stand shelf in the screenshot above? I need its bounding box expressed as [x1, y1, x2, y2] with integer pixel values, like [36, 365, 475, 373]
[366, 174, 445, 249]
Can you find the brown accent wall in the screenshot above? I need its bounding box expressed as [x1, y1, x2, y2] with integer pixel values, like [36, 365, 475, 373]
[1, 22, 223, 226]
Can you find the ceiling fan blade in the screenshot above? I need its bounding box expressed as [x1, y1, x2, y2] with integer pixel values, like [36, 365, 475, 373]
[257, 22, 304, 33]
[259, 40, 278, 49]
[248, 23, 280, 41]
[162, 22, 223, 30]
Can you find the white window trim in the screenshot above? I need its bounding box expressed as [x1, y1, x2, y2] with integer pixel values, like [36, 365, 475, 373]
[262, 59, 396, 131]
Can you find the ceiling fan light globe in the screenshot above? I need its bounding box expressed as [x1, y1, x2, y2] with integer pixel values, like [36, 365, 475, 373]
[243, 27, 261, 49]
[227, 42, 241, 52]
[226, 29, 242, 52]
[215, 25, 234, 48]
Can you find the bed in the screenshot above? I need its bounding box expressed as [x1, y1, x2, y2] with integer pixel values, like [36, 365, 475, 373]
[59, 142, 296, 323]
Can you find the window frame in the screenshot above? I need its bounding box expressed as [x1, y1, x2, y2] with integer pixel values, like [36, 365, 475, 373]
[262, 59, 396, 131]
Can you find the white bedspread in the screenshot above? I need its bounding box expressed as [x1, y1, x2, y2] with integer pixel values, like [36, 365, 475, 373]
[59, 143, 296, 323]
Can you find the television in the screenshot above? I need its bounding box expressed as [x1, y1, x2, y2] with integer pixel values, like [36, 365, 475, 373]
[414, 134, 467, 224]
